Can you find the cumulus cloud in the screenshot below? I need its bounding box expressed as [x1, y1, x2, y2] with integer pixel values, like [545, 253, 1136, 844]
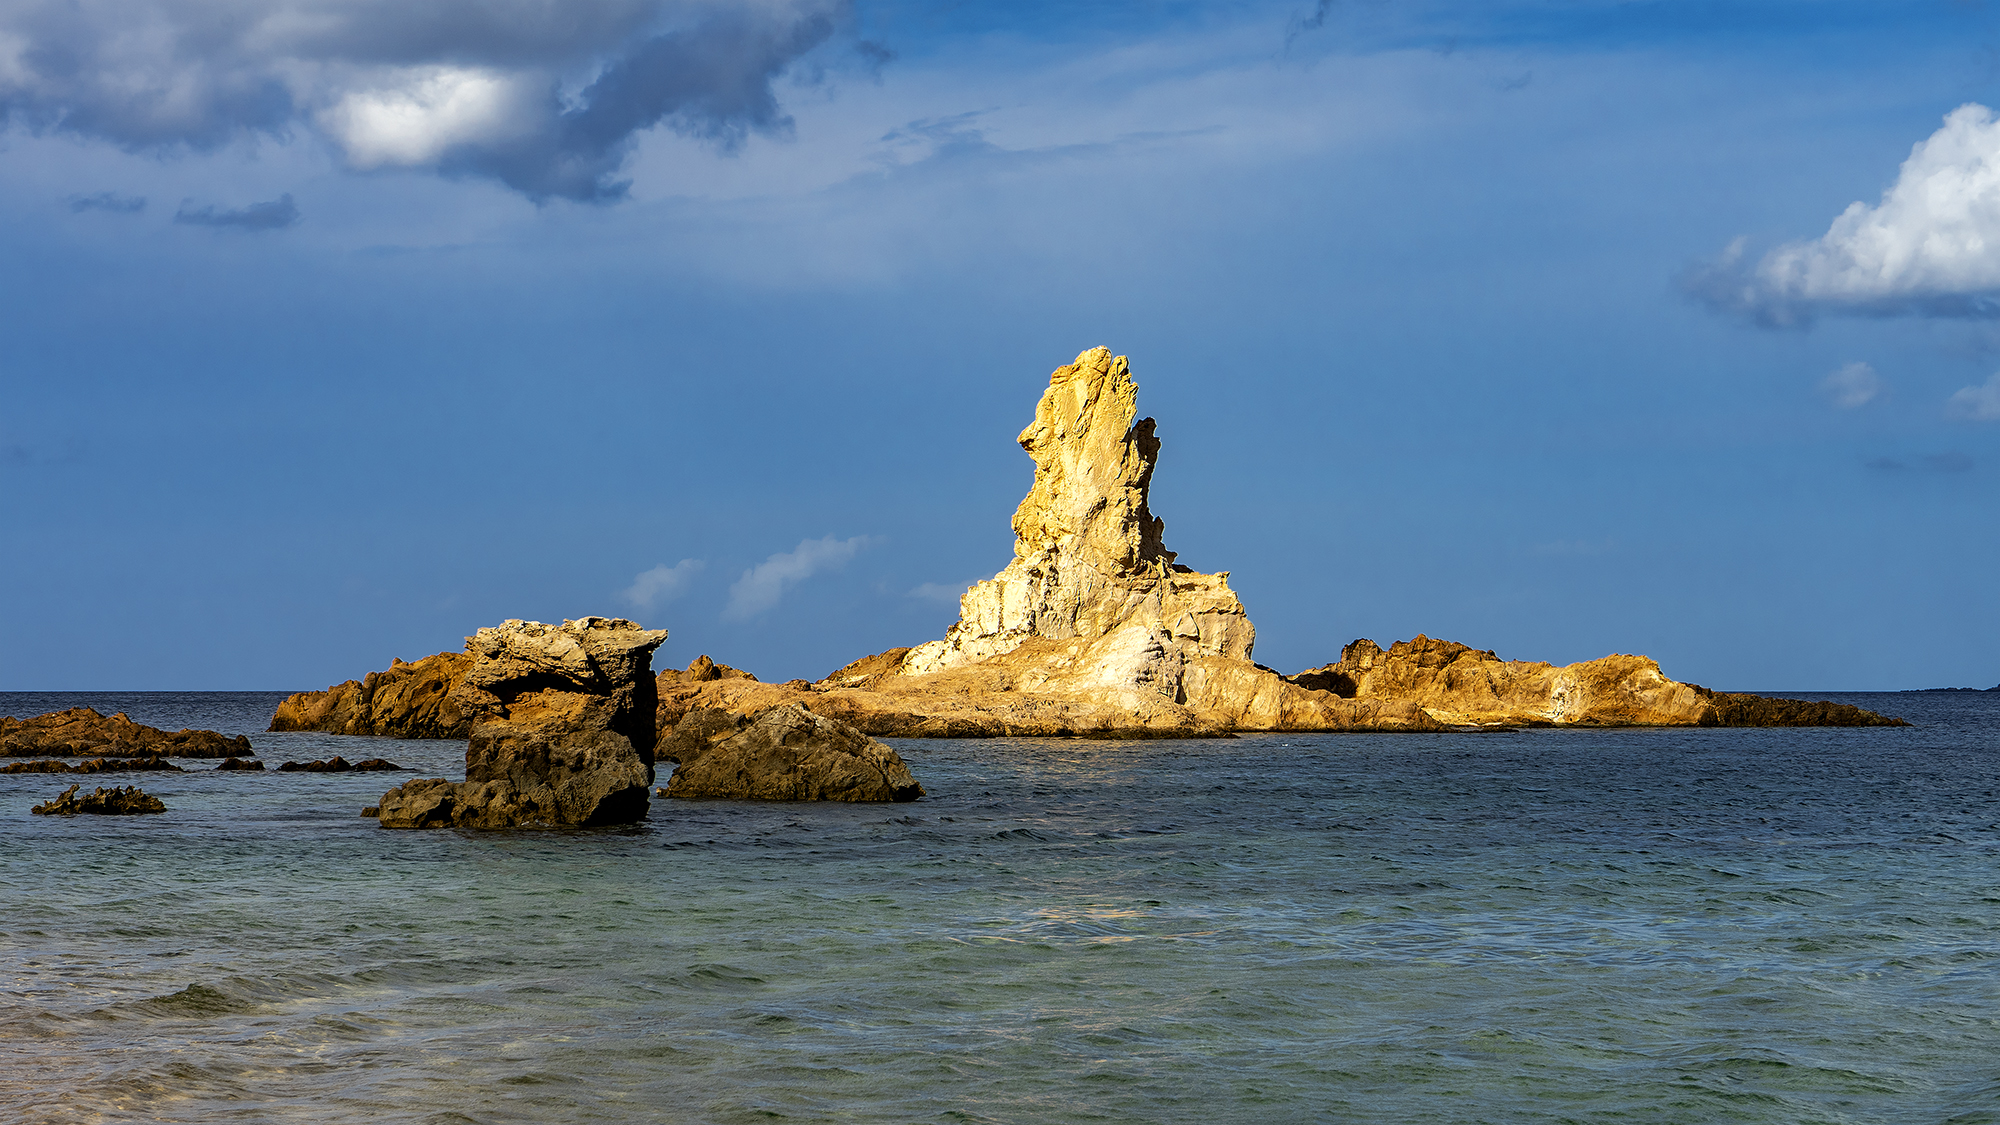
[174, 193, 300, 229]
[724, 534, 866, 620]
[1820, 361, 1882, 409]
[620, 558, 704, 611]
[1947, 372, 2000, 421]
[0, 0, 857, 202]
[1688, 104, 2000, 325]
[68, 191, 145, 213]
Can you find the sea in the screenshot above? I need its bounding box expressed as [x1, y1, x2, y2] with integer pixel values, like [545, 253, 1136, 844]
[1, 690, 1996, 1125]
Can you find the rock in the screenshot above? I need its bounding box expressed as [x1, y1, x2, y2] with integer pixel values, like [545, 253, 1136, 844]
[1691, 689, 1908, 727]
[0, 708, 253, 758]
[648, 345, 1901, 734]
[269, 651, 472, 738]
[661, 704, 924, 801]
[376, 617, 667, 829]
[903, 347, 1255, 678]
[1, 756, 181, 774]
[1286, 636, 1908, 727]
[215, 757, 265, 771]
[1287, 636, 1716, 726]
[31, 784, 166, 815]
[276, 756, 404, 772]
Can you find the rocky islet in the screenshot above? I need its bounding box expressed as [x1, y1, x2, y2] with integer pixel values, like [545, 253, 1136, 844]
[273, 345, 1904, 753]
[1, 708, 253, 758]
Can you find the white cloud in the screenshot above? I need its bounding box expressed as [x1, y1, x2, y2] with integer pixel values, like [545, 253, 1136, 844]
[908, 580, 975, 604]
[1690, 104, 2000, 323]
[723, 534, 868, 620]
[317, 66, 534, 169]
[620, 558, 704, 611]
[1820, 361, 1882, 409]
[1947, 372, 2000, 421]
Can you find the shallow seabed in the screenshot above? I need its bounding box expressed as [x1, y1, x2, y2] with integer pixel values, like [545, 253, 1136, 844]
[2, 691, 1997, 1125]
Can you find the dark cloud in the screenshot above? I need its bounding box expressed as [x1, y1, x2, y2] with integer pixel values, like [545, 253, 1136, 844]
[0, 1, 861, 202]
[68, 191, 146, 213]
[174, 194, 302, 230]
[443, 6, 842, 201]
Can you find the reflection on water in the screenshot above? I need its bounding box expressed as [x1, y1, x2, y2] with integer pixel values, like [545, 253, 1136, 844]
[0, 690, 1996, 1124]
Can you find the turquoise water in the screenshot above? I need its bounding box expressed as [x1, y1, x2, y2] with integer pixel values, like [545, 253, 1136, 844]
[2, 691, 1997, 1124]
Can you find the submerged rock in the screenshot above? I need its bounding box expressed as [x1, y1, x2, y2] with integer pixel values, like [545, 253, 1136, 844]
[269, 651, 472, 738]
[31, 784, 166, 815]
[661, 704, 924, 802]
[1, 755, 181, 774]
[276, 756, 404, 772]
[376, 617, 667, 829]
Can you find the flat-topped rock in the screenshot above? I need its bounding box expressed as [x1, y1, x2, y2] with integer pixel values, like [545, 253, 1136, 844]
[377, 617, 668, 829]
[1, 708, 252, 758]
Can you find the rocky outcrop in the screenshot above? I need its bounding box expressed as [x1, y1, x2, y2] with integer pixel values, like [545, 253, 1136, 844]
[269, 651, 472, 738]
[1286, 636, 1712, 726]
[1, 708, 253, 758]
[661, 704, 924, 801]
[1286, 636, 1907, 727]
[376, 617, 667, 829]
[215, 757, 265, 771]
[1691, 688, 1908, 727]
[904, 347, 1254, 679]
[647, 345, 1902, 735]
[1, 756, 181, 774]
[32, 784, 166, 815]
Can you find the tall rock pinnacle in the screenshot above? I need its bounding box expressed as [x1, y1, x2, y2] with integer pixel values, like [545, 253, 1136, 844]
[902, 347, 1254, 678]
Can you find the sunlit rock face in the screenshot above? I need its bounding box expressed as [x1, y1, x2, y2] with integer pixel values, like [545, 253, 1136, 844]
[644, 346, 1905, 736]
[902, 347, 1254, 703]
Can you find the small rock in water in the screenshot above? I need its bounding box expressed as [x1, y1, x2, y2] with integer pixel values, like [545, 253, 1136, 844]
[31, 784, 167, 816]
[662, 703, 924, 802]
[278, 756, 405, 772]
[215, 757, 265, 771]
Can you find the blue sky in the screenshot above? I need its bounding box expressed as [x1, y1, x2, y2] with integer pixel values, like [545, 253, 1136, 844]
[3, 0, 1998, 691]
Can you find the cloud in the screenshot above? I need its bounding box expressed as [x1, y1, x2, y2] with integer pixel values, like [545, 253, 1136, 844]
[620, 558, 704, 611]
[724, 534, 866, 620]
[1865, 453, 1974, 473]
[174, 193, 301, 230]
[908, 580, 975, 605]
[0, 0, 860, 203]
[1947, 372, 2000, 421]
[67, 191, 145, 213]
[1820, 361, 1882, 409]
[1687, 104, 2000, 325]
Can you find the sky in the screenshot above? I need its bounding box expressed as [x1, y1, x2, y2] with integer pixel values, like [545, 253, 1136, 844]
[2, 0, 1998, 692]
